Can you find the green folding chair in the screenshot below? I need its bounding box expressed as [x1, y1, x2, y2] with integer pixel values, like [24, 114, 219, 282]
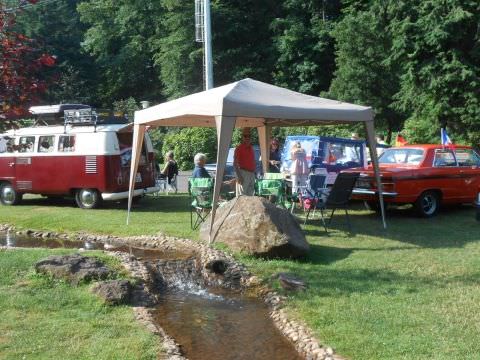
[254, 178, 286, 207]
[263, 172, 284, 180]
[189, 178, 214, 230]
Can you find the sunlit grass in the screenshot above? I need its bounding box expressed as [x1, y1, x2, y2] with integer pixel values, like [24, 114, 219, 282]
[0, 249, 160, 359]
[0, 194, 197, 239]
[239, 205, 480, 359]
[1, 195, 480, 359]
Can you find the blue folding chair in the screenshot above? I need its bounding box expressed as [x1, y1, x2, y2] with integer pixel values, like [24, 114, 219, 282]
[298, 174, 328, 224]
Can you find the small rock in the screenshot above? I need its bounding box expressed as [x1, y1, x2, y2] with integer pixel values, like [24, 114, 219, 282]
[91, 280, 132, 305]
[275, 272, 307, 291]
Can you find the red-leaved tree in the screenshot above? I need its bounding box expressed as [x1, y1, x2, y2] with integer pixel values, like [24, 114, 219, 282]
[1, 0, 56, 128]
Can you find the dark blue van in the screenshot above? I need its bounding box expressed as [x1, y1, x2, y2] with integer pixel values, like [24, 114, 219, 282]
[280, 135, 367, 184]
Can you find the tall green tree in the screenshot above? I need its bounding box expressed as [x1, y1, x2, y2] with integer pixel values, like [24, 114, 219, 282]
[154, 0, 280, 100]
[392, 0, 480, 145]
[152, 0, 202, 99]
[212, 0, 279, 85]
[78, 0, 164, 105]
[329, 1, 405, 141]
[272, 0, 340, 95]
[16, 0, 98, 105]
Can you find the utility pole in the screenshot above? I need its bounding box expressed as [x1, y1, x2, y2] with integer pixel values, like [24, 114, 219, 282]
[195, 0, 213, 90]
[203, 0, 213, 90]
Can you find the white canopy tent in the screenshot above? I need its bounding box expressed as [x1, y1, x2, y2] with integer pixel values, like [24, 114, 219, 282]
[127, 78, 386, 241]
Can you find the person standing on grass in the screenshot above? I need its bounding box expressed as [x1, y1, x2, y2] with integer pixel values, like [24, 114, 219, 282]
[268, 138, 281, 173]
[290, 141, 309, 194]
[159, 151, 179, 192]
[234, 128, 256, 196]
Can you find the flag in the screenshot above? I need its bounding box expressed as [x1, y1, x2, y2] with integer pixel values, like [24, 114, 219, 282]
[441, 128, 453, 147]
[395, 134, 407, 147]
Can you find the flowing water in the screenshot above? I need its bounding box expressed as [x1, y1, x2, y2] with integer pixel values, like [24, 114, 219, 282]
[0, 231, 302, 360]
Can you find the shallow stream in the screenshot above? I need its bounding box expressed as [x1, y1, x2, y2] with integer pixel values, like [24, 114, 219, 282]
[0, 231, 301, 360]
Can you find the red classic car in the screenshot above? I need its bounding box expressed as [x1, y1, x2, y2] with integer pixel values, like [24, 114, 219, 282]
[345, 144, 480, 217]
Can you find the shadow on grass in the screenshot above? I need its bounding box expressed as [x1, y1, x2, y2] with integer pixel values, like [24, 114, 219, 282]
[298, 244, 420, 266]
[302, 201, 480, 249]
[18, 193, 192, 214]
[17, 194, 479, 250]
[266, 261, 480, 298]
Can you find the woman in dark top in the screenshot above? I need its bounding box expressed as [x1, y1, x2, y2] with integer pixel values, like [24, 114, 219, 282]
[269, 138, 281, 173]
[160, 151, 178, 184]
[192, 153, 211, 178]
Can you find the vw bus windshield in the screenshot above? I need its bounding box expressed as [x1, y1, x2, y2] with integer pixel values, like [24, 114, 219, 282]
[117, 132, 147, 167]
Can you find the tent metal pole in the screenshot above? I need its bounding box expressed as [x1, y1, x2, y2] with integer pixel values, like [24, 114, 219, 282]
[208, 116, 235, 245]
[365, 121, 387, 229]
[257, 124, 270, 174]
[126, 124, 146, 225]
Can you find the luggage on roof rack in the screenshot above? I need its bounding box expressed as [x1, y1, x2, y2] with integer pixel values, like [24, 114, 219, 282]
[29, 104, 91, 126]
[29, 104, 130, 127]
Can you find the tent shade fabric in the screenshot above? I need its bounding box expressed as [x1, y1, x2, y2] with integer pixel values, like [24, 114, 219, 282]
[127, 78, 386, 240]
[134, 78, 373, 126]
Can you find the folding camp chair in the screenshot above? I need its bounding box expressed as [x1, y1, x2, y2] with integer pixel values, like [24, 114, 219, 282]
[189, 177, 214, 230]
[263, 172, 284, 180]
[167, 174, 177, 194]
[316, 172, 359, 232]
[254, 178, 286, 207]
[297, 174, 327, 224]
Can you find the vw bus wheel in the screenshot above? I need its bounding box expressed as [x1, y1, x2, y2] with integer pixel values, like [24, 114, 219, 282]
[414, 191, 440, 217]
[75, 189, 102, 209]
[0, 183, 22, 205]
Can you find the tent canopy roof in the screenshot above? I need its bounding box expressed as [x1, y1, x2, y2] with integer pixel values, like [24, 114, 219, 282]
[134, 78, 374, 128]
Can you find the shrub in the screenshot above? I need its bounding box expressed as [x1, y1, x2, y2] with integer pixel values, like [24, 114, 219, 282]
[162, 127, 217, 170]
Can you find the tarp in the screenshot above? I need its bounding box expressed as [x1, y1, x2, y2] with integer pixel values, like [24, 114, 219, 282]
[127, 78, 386, 241]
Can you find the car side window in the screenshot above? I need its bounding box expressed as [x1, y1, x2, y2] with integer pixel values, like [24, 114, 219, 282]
[434, 150, 456, 167]
[455, 149, 480, 167]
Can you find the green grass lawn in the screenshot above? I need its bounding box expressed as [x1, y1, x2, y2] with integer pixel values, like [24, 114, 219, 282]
[0, 248, 160, 360]
[2, 194, 480, 359]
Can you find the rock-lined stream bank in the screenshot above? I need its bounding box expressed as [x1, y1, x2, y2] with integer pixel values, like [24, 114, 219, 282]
[0, 224, 343, 360]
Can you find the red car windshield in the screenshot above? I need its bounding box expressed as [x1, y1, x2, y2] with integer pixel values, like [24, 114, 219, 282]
[379, 148, 424, 165]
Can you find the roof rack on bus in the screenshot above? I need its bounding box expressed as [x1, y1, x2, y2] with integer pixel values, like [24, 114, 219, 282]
[30, 104, 91, 126]
[64, 108, 98, 133]
[29, 104, 129, 129]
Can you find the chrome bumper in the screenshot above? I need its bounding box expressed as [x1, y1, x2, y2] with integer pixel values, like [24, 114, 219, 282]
[352, 188, 398, 197]
[102, 186, 160, 201]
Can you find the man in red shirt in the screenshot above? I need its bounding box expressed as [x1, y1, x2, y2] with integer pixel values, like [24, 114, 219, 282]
[234, 128, 256, 196]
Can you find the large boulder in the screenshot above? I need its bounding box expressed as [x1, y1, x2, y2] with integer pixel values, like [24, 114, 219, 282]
[200, 196, 309, 258]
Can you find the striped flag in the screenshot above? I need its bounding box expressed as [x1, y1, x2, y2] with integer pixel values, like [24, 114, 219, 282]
[440, 128, 453, 147]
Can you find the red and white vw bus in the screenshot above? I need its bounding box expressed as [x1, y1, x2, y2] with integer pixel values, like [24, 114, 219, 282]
[0, 105, 158, 208]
